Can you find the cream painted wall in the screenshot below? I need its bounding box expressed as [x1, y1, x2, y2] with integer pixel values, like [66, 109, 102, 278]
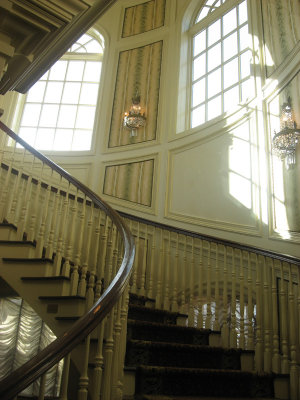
[0, 0, 300, 258]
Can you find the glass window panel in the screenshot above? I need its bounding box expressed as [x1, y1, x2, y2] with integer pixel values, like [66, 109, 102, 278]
[57, 105, 77, 128]
[76, 106, 96, 129]
[241, 78, 254, 102]
[207, 67, 221, 98]
[239, 0, 248, 25]
[196, 7, 209, 23]
[191, 105, 205, 128]
[207, 95, 221, 120]
[49, 61, 67, 81]
[193, 53, 206, 80]
[44, 82, 63, 103]
[39, 105, 59, 127]
[240, 50, 251, 79]
[193, 30, 206, 56]
[83, 62, 102, 82]
[192, 78, 206, 107]
[207, 42, 221, 71]
[35, 128, 55, 150]
[85, 40, 102, 53]
[66, 61, 85, 81]
[223, 32, 238, 61]
[224, 58, 239, 89]
[61, 82, 81, 104]
[20, 104, 42, 126]
[26, 82, 46, 103]
[239, 24, 249, 51]
[208, 19, 221, 46]
[224, 85, 239, 112]
[222, 8, 237, 36]
[80, 83, 99, 105]
[72, 130, 92, 150]
[19, 128, 36, 147]
[53, 129, 73, 151]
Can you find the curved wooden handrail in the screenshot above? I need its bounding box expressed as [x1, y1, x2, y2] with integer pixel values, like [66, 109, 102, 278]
[0, 121, 135, 399]
[119, 210, 300, 266]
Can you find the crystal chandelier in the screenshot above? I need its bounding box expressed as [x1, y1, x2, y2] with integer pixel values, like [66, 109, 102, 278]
[123, 92, 146, 137]
[272, 97, 300, 166]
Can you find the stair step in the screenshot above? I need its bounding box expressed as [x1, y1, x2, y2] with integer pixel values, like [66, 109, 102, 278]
[135, 366, 275, 398]
[21, 276, 71, 296]
[0, 240, 36, 257]
[129, 293, 156, 307]
[126, 340, 248, 370]
[135, 396, 276, 400]
[127, 319, 211, 345]
[128, 305, 187, 325]
[0, 222, 17, 240]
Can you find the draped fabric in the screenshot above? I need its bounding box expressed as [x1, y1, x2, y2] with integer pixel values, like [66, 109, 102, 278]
[0, 297, 63, 397]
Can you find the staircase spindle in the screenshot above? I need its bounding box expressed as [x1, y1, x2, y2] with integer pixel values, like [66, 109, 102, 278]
[255, 254, 263, 371]
[214, 243, 220, 331]
[171, 233, 179, 312]
[263, 256, 272, 372]
[279, 261, 289, 373]
[288, 263, 298, 399]
[238, 250, 245, 349]
[197, 239, 204, 329]
[221, 245, 229, 347]
[271, 259, 280, 372]
[164, 230, 171, 310]
[155, 228, 164, 309]
[188, 237, 195, 327]
[138, 224, 147, 296]
[246, 252, 254, 350]
[230, 248, 237, 348]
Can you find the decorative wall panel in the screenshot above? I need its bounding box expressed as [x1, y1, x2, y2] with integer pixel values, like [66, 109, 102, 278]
[122, 0, 166, 38]
[261, 0, 300, 77]
[108, 41, 163, 148]
[103, 159, 154, 206]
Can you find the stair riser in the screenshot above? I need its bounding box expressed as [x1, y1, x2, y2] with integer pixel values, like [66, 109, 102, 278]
[126, 344, 241, 370]
[0, 260, 53, 278]
[135, 370, 274, 398]
[22, 280, 71, 297]
[128, 309, 178, 325]
[0, 243, 36, 258]
[0, 226, 17, 241]
[38, 299, 86, 318]
[127, 324, 209, 345]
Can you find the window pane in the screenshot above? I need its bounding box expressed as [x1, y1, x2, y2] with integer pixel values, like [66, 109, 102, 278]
[83, 62, 102, 82]
[207, 42, 221, 72]
[62, 82, 81, 104]
[223, 58, 239, 89]
[57, 105, 77, 128]
[222, 8, 237, 36]
[19, 128, 36, 146]
[241, 78, 254, 102]
[191, 105, 205, 128]
[207, 68, 221, 98]
[80, 83, 99, 105]
[76, 106, 96, 129]
[21, 104, 41, 126]
[193, 54, 206, 80]
[85, 40, 102, 53]
[44, 82, 63, 103]
[196, 7, 209, 23]
[239, 0, 248, 25]
[240, 50, 251, 79]
[192, 78, 206, 107]
[194, 30, 206, 56]
[53, 129, 73, 151]
[207, 95, 221, 120]
[208, 20, 221, 46]
[39, 105, 59, 127]
[239, 24, 249, 51]
[49, 61, 67, 81]
[223, 32, 238, 61]
[26, 81, 46, 103]
[66, 61, 85, 81]
[35, 128, 55, 150]
[224, 86, 239, 112]
[72, 130, 92, 150]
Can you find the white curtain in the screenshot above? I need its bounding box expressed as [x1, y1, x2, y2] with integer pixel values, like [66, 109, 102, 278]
[0, 297, 63, 397]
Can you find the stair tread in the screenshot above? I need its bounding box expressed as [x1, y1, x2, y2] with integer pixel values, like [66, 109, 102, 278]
[127, 319, 211, 333]
[39, 295, 85, 300]
[136, 396, 276, 400]
[21, 276, 70, 281]
[129, 305, 187, 318]
[2, 257, 53, 263]
[0, 240, 35, 245]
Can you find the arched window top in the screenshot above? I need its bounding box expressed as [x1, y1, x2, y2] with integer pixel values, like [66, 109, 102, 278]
[195, 0, 228, 23]
[68, 32, 104, 54]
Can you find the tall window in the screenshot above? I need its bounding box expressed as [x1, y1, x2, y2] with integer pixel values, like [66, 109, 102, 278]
[190, 0, 254, 128]
[18, 32, 104, 151]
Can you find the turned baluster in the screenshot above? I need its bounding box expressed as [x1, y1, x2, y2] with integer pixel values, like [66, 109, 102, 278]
[179, 236, 187, 314]
[271, 259, 280, 372]
[214, 243, 220, 331]
[239, 250, 245, 349]
[188, 237, 195, 327]
[38, 373, 46, 400]
[36, 177, 52, 257]
[197, 239, 204, 329]
[131, 221, 139, 293]
[164, 230, 171, 310]
[171, 233, 179, 312]
[138, 224, 148, 296]
[288, 263, 298, 399]
[221, 245, 229, 347]
[65, 190, 79, 291]
[255, 254, 263, 372]
[263, 256, 272, 372]
[156, 228, 164, 309]
[27, 161, 44, 242]
[246, 252, 254, 350]
[279, 261, 289, 373]
[59, 354, 70, 400]
[111, 297, 123, 399]
[77, 335, 91, 400]
[147, 226, 156, 299]
[205, 241, 212, 330]
[45, 187, 61, 260]
[230, 248, 237, 348]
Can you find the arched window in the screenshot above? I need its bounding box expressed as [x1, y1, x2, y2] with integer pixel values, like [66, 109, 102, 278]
[190, 0, 254, 128]
[17, 31, 104, 151]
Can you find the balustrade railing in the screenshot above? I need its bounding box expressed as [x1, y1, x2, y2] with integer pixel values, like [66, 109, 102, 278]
[0, 121, 135, 400]
[121, 212, 300, 400]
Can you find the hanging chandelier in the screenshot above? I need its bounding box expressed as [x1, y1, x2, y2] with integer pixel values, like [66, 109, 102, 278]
[123, 91, 146, 137]
[272, 97, 300, 166]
